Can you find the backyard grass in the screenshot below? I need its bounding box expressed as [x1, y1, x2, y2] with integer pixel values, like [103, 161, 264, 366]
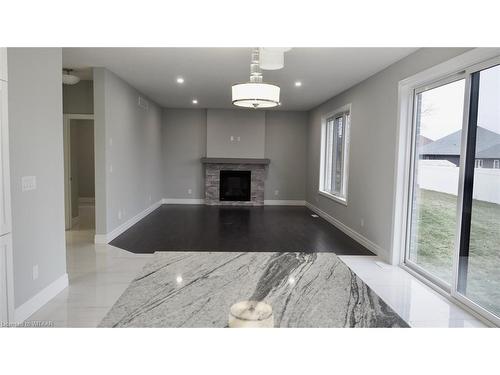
[411, 189, 500, 317]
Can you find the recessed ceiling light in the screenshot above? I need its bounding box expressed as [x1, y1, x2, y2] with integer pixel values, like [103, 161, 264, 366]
[176, 77, 184, 84]
[294, 81, 302, 87]
[192, 99, 198, 104]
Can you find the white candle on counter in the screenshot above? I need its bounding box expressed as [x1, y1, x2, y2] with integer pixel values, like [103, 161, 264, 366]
[228, 300, 274, 328]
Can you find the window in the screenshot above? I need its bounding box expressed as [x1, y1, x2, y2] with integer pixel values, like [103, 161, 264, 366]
[494, 159, 500, 169]
[319, 105, 350, 204]
[475, 159, 483, 168]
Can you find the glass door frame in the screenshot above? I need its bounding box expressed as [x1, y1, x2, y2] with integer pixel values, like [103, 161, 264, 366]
[402, 55, 500, 326]
[404, 72, 466, 293]
[451, 56, 500, 326]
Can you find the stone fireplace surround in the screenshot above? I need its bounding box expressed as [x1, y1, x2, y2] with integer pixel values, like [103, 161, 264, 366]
[201, 158, 270, 206]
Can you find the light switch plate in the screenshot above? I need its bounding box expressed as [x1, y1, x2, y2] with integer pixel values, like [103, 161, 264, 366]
[22, 176, 36, 191]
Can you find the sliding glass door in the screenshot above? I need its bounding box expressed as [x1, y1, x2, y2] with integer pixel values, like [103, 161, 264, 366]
[406, 57, 500, 324]
[407, 78, 466, 287]
[456, 64, 500, 319]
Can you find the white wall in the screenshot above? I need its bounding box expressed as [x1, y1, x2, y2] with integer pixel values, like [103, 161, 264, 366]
[93, 68, 164, 236]
[7, 48, 67, 308]
[418, 164, 500, 204]
[207, 109, 265, 158]
[306, 48, 471, 261]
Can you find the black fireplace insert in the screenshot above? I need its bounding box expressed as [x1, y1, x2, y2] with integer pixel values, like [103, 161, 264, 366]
[219, 170, 251, 201]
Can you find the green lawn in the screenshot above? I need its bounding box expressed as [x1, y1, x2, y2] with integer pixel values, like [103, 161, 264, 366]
[411, 189, 500, 317]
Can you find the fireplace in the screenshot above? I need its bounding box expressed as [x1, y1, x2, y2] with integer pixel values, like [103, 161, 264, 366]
[219, 170, 251, 202]
[202, 158, 269, 206]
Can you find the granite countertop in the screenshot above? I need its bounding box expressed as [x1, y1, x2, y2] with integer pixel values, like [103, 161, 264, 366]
[99, 252, 408, 328]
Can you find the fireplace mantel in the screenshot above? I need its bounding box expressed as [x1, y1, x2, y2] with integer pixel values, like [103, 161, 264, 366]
[201, 157, 270, 165]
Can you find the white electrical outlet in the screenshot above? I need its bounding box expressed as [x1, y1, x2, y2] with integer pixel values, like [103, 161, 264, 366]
[360, 218, 364, 227]
[237, 136, 241, 142]
[188, 189, 192, 195]
[32, 265, 39, 280]
[274, 190, 279, 196]
[22, 176, 37, 191]
[109, 164, 113, 174]
[149, 194, 152, 202]
[118, 210, 122, 220]
[230, 136, 234, 142]
[109, 138, 113, 146]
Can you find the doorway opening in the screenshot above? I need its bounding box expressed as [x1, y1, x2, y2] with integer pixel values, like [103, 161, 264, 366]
[63, 114, 95, 232]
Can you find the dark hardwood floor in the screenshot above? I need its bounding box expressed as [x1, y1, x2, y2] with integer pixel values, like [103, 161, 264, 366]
[110, 204, 374, 256]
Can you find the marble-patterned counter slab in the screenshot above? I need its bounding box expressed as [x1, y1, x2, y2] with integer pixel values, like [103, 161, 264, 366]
[99, 252, 409, 328]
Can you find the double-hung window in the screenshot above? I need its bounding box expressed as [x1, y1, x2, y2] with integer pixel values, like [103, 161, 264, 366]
[319, 104, 351, 204]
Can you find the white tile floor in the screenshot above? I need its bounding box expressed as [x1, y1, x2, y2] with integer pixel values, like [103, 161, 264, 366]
[27, 205, 489, 327]
[27, 205, 152, 327]
[339, 256, 488, 327]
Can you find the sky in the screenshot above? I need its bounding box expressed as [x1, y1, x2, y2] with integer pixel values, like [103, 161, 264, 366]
[420, 64, 500, 141]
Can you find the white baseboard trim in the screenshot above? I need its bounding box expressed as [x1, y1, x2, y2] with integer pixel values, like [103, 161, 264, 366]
[305, 201, 387, 259]
[264, 200, 306, 206]
[14, 273, 68, 323]
[161, 198, 306, 206]
[71, 216, 80, 227]
[94, 200, 163, 244]
[78, 197, 95, 205]
[162, 198, 205, 205]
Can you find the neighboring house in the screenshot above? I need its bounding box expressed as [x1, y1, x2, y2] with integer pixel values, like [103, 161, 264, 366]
[420, 126, 500, 168]
[477, 144, 500, 168]
[419, 135, 433, 146]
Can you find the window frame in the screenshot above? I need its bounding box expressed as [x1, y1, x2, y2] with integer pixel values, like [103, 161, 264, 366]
[493, 159, 499, 169]
[475, 159, 483, 168]
[318, 103, 351, 205]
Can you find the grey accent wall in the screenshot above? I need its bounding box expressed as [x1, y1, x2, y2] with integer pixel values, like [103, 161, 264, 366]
[207, 109, 265, 158]
[93, 68, 164, 235]
[306, 48, 471, 261]
[162, 109, 206, 199]
[162, 109, 308, 201]
[63, 80, 93, 114]
[7, 48, 66, 308]
[265, 111, 308, 200]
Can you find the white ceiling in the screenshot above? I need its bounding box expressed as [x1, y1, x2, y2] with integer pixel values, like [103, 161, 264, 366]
[62, 48, 417, 111]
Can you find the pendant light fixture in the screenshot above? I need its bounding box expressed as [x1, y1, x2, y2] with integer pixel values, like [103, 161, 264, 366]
[232, 48, 280, 109]
[62, 69, 80, 85]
